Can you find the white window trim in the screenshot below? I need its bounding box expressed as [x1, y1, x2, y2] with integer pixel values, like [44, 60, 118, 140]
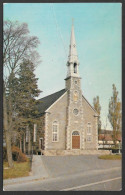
[87, 135, 92, 143]
[52, 121, 59, 142]
[87, 122, 92, 135]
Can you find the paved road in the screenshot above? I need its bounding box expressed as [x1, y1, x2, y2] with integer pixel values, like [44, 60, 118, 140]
[4, 155, 122, 191]
[41, 155, 121, 178]
[4, 167, 121, 191]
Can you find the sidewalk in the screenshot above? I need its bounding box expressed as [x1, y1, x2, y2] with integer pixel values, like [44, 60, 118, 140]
[3, 155, 49, 186]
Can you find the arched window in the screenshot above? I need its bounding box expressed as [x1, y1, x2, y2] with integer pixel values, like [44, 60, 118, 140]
[72, 131, 80, 136]
[74, 63, 77, 73]
[52, 121, 58, 142]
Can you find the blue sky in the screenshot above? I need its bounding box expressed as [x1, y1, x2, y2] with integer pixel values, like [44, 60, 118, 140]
[4, 3, 121, 129]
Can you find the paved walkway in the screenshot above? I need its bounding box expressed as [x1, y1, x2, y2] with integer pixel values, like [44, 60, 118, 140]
[3, 155, 49, 186]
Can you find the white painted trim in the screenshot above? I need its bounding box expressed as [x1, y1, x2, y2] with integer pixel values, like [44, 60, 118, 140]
[45, 113, 48, 150]
[96, 117, 98, 149]
[61, 177, 121, 191]
[52, 120, 59, 142]
[46, 91, 67, 112]
[87, 122, 92, 135]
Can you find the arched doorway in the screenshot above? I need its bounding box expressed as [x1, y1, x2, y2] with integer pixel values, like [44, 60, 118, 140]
[72, 131, 80, 149]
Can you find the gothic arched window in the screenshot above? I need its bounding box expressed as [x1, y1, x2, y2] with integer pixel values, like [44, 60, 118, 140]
[74, 63, 77, 73]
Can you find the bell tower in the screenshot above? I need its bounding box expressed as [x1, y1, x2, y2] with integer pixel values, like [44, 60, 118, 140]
[65, 20, 85, 150]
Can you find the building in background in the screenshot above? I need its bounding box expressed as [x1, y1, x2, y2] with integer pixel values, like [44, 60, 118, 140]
[98, 129, 122, 149]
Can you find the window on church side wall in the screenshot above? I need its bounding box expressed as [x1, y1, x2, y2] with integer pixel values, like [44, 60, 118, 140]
[74, 63, 77, 73]
[87, 123, 91, 134]
[52, 121, 58, 142]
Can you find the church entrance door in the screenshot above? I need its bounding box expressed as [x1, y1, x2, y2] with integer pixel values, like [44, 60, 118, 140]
[72, 131, 80, 149]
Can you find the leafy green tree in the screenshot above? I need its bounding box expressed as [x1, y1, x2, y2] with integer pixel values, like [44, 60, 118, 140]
[93, 96, 101, 134]
[108, 84, 121, 147]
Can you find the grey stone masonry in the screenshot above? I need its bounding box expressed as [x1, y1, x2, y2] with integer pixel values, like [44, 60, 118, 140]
[65, 76, 84, 150]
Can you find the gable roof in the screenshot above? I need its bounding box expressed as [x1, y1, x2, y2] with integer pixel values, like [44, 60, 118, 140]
[100, 129, 113, 134]
[98, 134, 121, 142]
[37, 88, 98, 117]
[37, 89, 66, 115]
[82, 95, 98, 115]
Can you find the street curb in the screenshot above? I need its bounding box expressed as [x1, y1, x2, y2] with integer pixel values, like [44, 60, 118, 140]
[3, 175, 48, 186]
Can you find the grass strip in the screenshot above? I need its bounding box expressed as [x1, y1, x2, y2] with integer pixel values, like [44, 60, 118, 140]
[3, 161, 30, 179]
[98, 154, 122, 160]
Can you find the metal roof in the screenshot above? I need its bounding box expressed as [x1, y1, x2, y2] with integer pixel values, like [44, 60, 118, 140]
[37, 89, 66, 115]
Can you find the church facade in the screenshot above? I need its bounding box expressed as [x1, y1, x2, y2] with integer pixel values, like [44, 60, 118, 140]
[36, 23, 99, 156]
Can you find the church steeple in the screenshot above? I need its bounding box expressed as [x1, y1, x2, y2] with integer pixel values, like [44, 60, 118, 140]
[66, 20, 80, 78]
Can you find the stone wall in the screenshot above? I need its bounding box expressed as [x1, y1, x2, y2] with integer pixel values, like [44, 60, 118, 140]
[82, 97, 98, 150]
[65, 76, 85, 150]
[45, 92, 67, 150]
[42, 149, 110, 156]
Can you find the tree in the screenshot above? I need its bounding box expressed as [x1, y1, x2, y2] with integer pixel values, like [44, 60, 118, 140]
[3, 20, 40, 74]
[93, 96, 101, 134]
[108, 84, 121, 147]
[3, 20, 40, 167]
[15, 60, 41, 154]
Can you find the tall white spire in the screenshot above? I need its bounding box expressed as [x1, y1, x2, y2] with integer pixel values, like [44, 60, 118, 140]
[66, 20, 80, 78]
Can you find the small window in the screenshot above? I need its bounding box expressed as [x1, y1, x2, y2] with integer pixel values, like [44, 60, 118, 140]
[73, 109, 79, 115]
[87, 136, 91, 142]
[74, 63, 77, 73]
[87, 123, 91, 134]
[75, 80, 77, 84]
[52, 121, 58, 142]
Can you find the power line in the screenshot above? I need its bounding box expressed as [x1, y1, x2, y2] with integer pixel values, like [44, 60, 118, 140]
[49, 3, 67, 58]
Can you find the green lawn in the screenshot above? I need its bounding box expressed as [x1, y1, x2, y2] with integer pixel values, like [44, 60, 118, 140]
[3, 161, 31, 179]
[98, 154, 122, 160]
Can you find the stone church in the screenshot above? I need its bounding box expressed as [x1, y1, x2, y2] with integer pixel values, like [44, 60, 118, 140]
[34, 23, 99, 156]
